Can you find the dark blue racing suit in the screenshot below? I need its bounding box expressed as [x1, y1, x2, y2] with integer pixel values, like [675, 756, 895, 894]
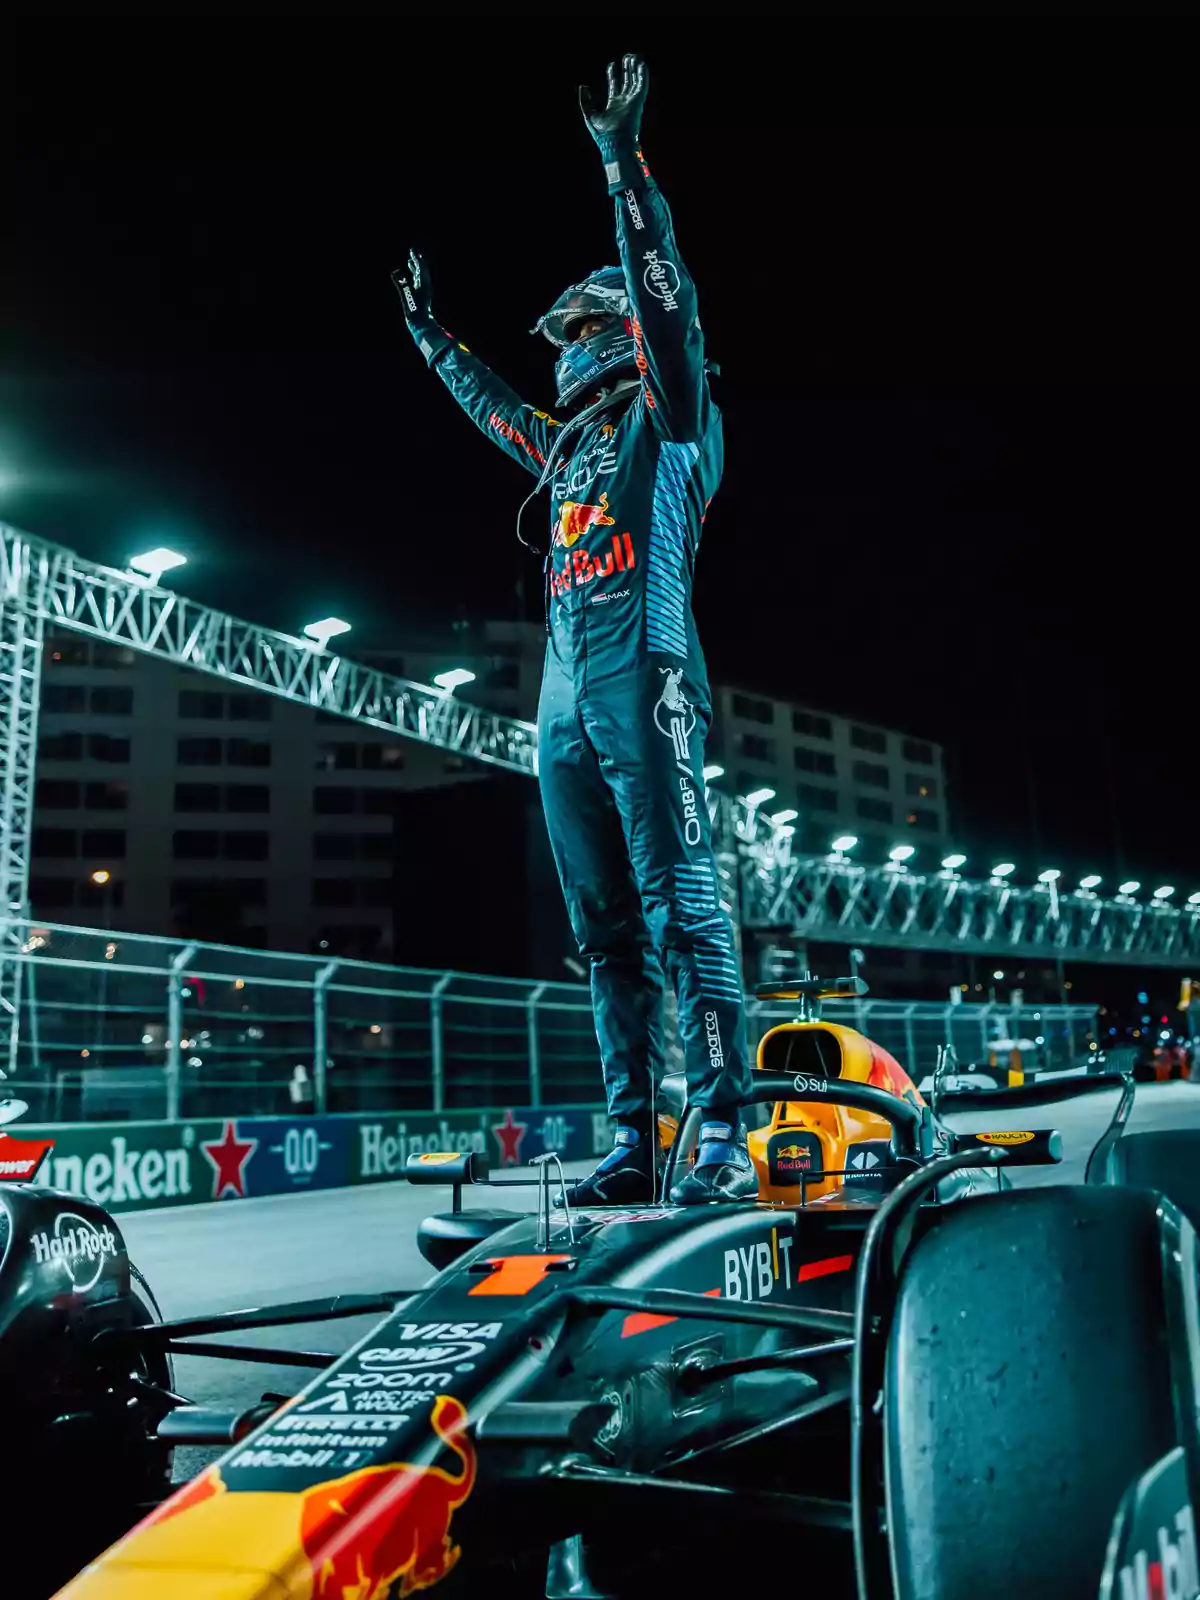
[404, 163, 749, 1124]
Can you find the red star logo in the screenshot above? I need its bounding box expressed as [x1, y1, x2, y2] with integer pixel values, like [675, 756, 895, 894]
[201, 1119, 258, 1200]
[491, 1108, 527, 1168]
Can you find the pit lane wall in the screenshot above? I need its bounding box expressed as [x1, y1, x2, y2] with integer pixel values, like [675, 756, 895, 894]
[8, 1104, 608, 1213]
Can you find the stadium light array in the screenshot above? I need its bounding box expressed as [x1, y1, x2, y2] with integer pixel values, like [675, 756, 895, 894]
[702, 764, 724, 782]
[831, 834, 858, 854]
[888, 844, 916, 863]
[941, 853, 967, 871]
[1118, 881, 1141, 896]
[1037, 868, 1062, 884]
[1078, 874, 1103, 891]
[1152, 885, 1176, 901]
[744, 788, 776, 808]
[433, 667, 476, 693]
[302, 617, 352, 649]
[990, 862, 1016, 879]
[127, 547, 186, 586]
[770, 808, 798, 825]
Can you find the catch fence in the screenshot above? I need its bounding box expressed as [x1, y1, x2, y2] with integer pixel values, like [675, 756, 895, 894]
[1, 919, 1098, 1122]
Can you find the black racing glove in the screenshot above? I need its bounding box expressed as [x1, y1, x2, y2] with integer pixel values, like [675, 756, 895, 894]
[391, 248, 434, 329]
[392, 248, 454, 367]
[579, 53, 651, 196]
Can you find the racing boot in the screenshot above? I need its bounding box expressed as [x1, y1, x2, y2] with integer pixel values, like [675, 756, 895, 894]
[669, 1119, 758, 1205]
[562, 1121, 659, 1207]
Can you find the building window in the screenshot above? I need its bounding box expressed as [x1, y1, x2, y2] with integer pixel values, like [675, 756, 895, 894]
[38, 731, 84, 761]
[735, 771, 763, 795]
[226, 738, 270, 768]
[227, 693, 271, 721]
[903, 738, 934, 765]
[852, 760, 890, 789]
[90, 686, 133, 715]
[851, 725, 887, 753]
[906, 807, 940, 831]
[31, 828, 77, 858]
[797, 784, 838, 811]
[315, 741, 358, 771]
[360, 744, 405, 772]
[361, 790, 398, 816]
[314, 833, 358, 861]
[173, 830, 220, 860]
[30, 876, 76, 908]
[170, 876, 265, 908]
[360, 878, 393, 908]
[739, 733, 775, 762]
[226, 784, 269, 813]
[81, 828, 126, 859]
[88, 735, 130, 763]
[48, 638, 90, 667]
[35, 779, 81, 809]
[175, 782, 221, 812]
[905, 774, 938, 799]
[43, 684, 87, 713]
[313, 924, 384, 959]
[92, 642, 137, 668]
[856, 797, 893, 823]
[224, 830, 269, 861]
[84, 781, 129, 811]
[179, 690, 225, 719]
[178, 737, 222, 765]
[795, 746, 836, 776]
[359, 833, 393, 861]
[792, 709, 832, 740]
[731, 692, 773, 725]
[313, 878, 356, 908]
[314, 787, 356, 815]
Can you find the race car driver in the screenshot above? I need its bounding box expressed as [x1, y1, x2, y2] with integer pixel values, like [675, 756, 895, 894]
[393, 54, 753, 1205]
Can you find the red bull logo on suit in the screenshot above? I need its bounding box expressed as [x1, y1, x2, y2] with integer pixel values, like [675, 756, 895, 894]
[554, 492, 615, 549]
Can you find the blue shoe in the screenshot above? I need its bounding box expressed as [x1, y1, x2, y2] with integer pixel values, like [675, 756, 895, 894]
[670, 1120, 758, 1205]
[562, 1125, 658, 1206]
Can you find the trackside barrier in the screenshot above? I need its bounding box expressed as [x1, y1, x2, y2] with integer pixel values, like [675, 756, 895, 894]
[1, 917, 1098, 1124]
[10, 1105, 611, 1214]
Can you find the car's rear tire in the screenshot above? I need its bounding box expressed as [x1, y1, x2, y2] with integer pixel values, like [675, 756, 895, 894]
[1102, 1126, 1200, 1233]
[883, 1185, 1192, 1600]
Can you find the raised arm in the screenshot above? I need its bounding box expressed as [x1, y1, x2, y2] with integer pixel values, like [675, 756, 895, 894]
[392, 251, 561, 476]
[580, 55, 709, 442]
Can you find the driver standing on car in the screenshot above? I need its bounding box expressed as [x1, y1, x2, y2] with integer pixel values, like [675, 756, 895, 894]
[393, 54, 753, 1205]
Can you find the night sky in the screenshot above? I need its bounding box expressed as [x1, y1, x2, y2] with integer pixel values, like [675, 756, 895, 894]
[4, 31, 1196, 888]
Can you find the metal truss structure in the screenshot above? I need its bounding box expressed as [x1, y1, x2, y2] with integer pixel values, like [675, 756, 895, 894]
[4, 520, 1198, 1026]
[716, 801, 1200, 967]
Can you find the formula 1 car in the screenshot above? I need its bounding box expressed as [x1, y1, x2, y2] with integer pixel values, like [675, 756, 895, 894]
[3, 977, 1200, 1600]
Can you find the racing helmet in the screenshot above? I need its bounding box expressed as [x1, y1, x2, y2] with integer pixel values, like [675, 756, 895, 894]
[532, 267, 637, 410]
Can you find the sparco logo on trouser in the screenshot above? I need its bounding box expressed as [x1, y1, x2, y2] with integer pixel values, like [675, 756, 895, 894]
[653, 667, 701, 846]
[705, 1011, 724, 1073]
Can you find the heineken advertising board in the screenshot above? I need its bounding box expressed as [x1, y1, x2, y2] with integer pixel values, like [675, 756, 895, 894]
[8, 1104, 608, 1213]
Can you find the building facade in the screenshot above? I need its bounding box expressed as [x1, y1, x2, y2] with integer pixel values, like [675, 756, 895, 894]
[29, 622, 543, 958]
[709, 686, 951, 863]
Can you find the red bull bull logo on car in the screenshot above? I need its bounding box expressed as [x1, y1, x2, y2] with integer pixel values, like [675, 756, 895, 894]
[300, 1392, 477, 1599]
[551, 531, 636, 598]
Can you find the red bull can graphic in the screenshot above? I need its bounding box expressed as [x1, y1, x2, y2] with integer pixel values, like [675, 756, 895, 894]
[300, 1393, 477, 1599]
[554, 492, 615, 549]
